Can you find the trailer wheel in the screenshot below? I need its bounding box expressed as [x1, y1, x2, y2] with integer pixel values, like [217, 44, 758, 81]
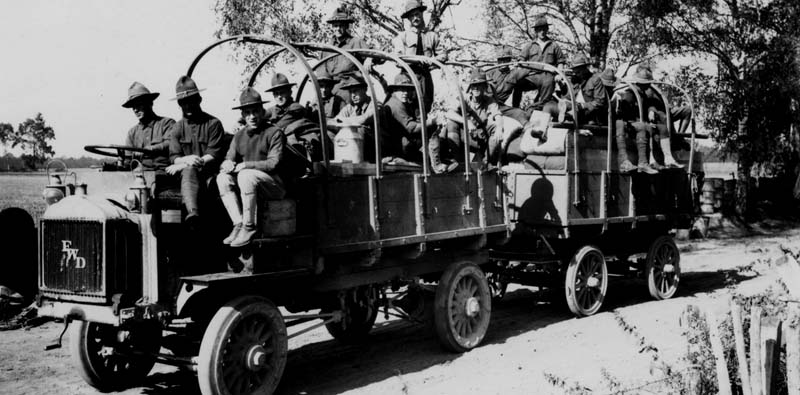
[197, 295, 287, 395]
[434, 261, 491, 353]
[324, 285, 379, 342]
[70, 320, 161, 391]
[564, 246, 608, 317]
[645, 236, 681, 300]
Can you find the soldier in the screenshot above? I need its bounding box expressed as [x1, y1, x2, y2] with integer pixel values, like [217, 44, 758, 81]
[217, 87, 286, 247]
[515, 16, 566, 113]
[383, 73, 455, 173]
[612, 86, 656, 174]
[122, 82, 175, 169]
[599, 67, 619, 99]
[324, 5, 372, 103]
[166, 76, 226, 226]
[627, 65, 683, 170]
[333, 74, 399, 161]
[486, 47, 529, 105]
[393, 0, 447, 112]
[307, 69, 345, 123]
[444, 68, 504, 162]
[265, 73, 327, 161]
[559, 54, 608, 125]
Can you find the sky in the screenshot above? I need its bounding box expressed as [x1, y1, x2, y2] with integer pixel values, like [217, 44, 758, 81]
[0, 1, 247, 157]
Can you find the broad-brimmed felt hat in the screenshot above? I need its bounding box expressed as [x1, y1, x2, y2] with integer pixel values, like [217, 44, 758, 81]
[327, 6, 354, 24]
[389, 73, 415, 90]
[264, 73, 296, 93]
[232, 87, 267, 110]
[599, 67, 619, 87]
[625, 65, 654, 84]
[533, 16, 549, 29]
[315, 70, 336, 85]
[122, 82, 160, 108]
[496, 47, 513, 61]
[340, 74, 368, 90]
[172, 76, 205, 101]
[467, 68, 487, 88]
[570, 54, 591, 69]
[401, 0, 427, 19]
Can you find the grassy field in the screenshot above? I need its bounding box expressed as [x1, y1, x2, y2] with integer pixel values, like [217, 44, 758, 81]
[0, 173, 49, 224]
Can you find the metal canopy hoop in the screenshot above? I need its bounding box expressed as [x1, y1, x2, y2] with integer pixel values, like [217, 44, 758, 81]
[185, 34, 330, 167]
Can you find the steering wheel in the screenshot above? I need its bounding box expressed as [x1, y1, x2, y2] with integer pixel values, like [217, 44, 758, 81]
[84, 144, 154, 159]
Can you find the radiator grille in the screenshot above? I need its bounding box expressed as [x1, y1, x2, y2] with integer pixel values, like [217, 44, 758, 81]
[41, 220, 104, 297]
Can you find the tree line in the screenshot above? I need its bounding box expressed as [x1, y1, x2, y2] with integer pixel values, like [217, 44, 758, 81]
[0, 113, 101, 171]
[214, 0, 800, 217]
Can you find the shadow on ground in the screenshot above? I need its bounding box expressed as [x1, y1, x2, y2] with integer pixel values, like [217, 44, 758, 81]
[129, 267, 751, 395]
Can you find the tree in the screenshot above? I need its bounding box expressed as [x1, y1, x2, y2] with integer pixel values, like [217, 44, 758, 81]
[629, 0, 800, 217]
[213, 0, 459, 75]
[12, 113, 55, 170]
[480, 0, 646, 68]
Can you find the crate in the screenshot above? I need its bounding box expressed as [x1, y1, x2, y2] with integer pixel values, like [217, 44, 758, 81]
[261, 199, 296, 237]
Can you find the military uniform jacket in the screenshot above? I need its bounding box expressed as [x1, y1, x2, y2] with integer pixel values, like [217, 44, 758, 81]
[487, 67, 528, 103]
[309, 95, 345, 120]
[125, 115, 175, 169]
[393, 28, 447, 62]
[575, 73, 608, 119]
[225, 122, 285, 174]
[520, 39, 566, 67]
[266, 101, 312, 134]
[384, 95, 422, 139]
[168, 111, 225, 164]
[324, 34, 370, 78]
[336, 96, 375, 120]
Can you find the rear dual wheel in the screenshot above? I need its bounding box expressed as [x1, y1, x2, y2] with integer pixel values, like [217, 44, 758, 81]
[434, 261, 492, 352]
[564, 246, 608, 317]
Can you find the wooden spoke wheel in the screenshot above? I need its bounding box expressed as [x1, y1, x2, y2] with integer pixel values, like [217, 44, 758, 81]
[434, 261, 492, 353]
[324, 285, 380, 342]
[564, 246, 608, 317]
[197, 296, 288, 395]
[70, 320, 161, 391]
[645, 235, 681, 300]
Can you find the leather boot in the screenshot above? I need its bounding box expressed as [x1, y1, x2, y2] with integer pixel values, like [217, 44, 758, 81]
[231, 193, 258, 248]
[659, 137, 684, 169]
[615, 120, 634, 172]
[428, 135, 457, 174]
[636, 128, 658, 174]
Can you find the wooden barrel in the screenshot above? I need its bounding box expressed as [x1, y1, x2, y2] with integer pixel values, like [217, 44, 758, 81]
[701, 178, 723, 214]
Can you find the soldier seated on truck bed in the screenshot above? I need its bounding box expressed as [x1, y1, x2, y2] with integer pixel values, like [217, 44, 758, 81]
[265, 72, 331, 161]
[121, 81, 175, 169]
[217, 87, 287, 248]
[165, 76, 226, 228]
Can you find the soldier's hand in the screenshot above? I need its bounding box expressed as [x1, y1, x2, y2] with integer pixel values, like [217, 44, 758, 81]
[234, 162, 248, 172]
[165, 163, 187, 175]
[220, 160, 235, 174]
[182, 155, 203, 167]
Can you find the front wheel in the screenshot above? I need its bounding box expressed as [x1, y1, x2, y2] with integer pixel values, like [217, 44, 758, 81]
[434, 261, 492, 352]
[645, 235, 681, 300]
[564, 245, 608, 317]
[197, 295, 288, 395]
[70, 320, 161, 392]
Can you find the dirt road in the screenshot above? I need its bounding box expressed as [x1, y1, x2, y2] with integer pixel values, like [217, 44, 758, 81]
[1, 228, 796, 395]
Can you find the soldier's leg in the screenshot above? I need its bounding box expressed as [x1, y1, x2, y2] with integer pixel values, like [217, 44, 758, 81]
[634, 122, 657, 174]
[528, 72, 556, 111]
[616, 120, 636, 173]
[179, 166, 201, 220]
[445, 120, 464, 162]
[216, 173, 242, 244]
[231, 169, 286, 248]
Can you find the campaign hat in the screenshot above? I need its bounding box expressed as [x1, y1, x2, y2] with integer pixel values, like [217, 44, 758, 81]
[496, 47, 513, 61]
[570, 54, 592, 69]
[264, 73, 297, 93]
[122, 81, 160, 108]
[340, 74, 368, 90]
[626, 65, 654, 84]
[388, 73, 416, 90]
[599, 67, 619, 87]
[232, 87, 267, 110]
[401, 0, 427, 19]
[467, 68, 487, 88]
[533, 16, 549, 29]
[326, 6, 354, 24]
[172, 76, 205, 101]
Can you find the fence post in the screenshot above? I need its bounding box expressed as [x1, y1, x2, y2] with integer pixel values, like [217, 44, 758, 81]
[788, 304, 800, 395]
[732, 301, 752, 395]
[763, 321, 782, 395]
[706, 309, 732, 395]
[750, 306, 763, 395]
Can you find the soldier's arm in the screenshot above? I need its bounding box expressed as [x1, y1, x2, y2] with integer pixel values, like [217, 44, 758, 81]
[151, 118, 175, 152]
[581, 78, 608, 113]
[202, 119, 225, 164]
[431, 33, 447, 62]
[168, 123, 183, 163]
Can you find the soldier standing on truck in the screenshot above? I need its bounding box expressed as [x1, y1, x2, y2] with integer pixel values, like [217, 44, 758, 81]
[122, 82, 175, 169]
[166, 76, 226, 228]
[558, 54, 608, 125]
[217, 87, 287, 248]
[324, 5, 373, 104]
[393, 0, 447, 112]
[514, 15, 566, 115]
